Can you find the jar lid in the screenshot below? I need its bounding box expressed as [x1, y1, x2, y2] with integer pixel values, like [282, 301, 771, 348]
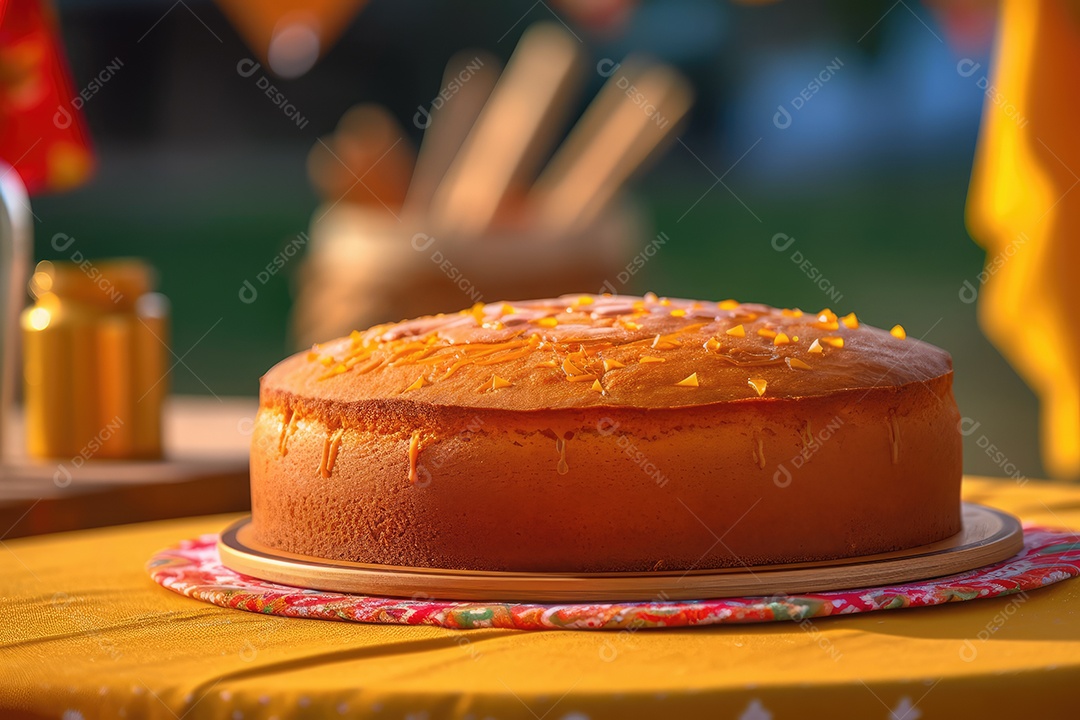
[29, 259, 156, 311]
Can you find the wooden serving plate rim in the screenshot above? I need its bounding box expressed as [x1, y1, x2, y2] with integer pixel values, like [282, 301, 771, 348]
[217, 503, 1023, 602]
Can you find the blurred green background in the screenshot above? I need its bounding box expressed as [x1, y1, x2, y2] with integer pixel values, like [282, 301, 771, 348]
[34, 0, 1039, 479]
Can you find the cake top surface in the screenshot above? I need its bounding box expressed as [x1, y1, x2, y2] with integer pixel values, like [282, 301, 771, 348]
[262, 293, 953, 411]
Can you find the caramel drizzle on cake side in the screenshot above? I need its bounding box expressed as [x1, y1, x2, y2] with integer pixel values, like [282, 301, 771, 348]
[408, 430, 423, 484]
[278, 409, 299, 457]
[318, 427, 345, 478]
[752, 435, 766, 470]
[304, 294, 909, 399]
[888, 414, 901, 464]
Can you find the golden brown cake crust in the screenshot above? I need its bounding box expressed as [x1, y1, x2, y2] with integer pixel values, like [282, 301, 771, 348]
[251, 294, 963, 573]
[262, 295, 953, 411]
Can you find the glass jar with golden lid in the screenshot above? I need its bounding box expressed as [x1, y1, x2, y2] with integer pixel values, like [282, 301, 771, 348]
[22, 259, 169, 460]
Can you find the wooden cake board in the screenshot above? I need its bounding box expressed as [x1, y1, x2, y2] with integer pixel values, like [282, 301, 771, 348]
[217, 503, 1024, 602]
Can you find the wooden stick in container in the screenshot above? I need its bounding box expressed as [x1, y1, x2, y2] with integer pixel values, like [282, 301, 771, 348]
[429, 24, 583, 236]
[527, 57, 645, 203]
[529, 63, 693, 235]
[403, 51, 501, 217]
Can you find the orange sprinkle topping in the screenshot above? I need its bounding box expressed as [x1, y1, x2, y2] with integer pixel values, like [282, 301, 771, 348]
[676, 372, 700, 387]
[470, 302, 486, 325]
[312, 297, 895, 399]
[651, 335, 682, 350]
[562, 357, 585, 376]
[812, 309, 839, 331]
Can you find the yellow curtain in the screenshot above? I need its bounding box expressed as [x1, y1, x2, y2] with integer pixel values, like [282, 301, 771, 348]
[967, 0, 1080, 479]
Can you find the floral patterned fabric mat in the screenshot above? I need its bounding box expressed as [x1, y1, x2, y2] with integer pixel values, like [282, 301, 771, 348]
[147, 527, 1080, 630]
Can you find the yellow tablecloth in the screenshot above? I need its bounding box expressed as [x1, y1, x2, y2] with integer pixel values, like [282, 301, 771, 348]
[2, 477, 1078, 719]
